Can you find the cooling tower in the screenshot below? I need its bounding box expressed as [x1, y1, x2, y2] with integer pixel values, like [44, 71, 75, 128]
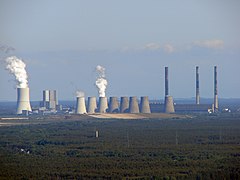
[98, 97, 108, 113]
[140, 96, 151, 113]
[196, 66, 200, 104]
[214, 66, 218, 111]
[87, 97, 97, 113]
[16, 88, 32, 114]
[129, 96, 140, 113]
[76, 97, 87, 114]
[108, 97, 119, 113]
[164, 96, 175, 113]
[120, 96, 129, 113]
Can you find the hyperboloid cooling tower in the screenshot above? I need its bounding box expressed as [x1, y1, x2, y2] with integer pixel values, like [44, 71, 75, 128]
[164, 67, 175, 113]
[129, 96, 140, 113]
[140, 96, 151, 113]
[98, 97, 108, 113]
[196, 66, 200, 105]
[108, 97, 119, 113]
[214, 66, 218, 111]
[76, 97, 87, 114]
[16, 87, 32, 114]
[120, 96, 129, 113]
[87, 97, 97, 113]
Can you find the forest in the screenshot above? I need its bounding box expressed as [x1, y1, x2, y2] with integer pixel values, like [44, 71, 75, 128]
[0, 113, 240, 179]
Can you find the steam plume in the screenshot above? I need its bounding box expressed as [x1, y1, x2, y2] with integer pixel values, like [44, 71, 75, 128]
[5, 56, 28, 88]
[76, 90, 85, 97]
[95, 65, 108, 97]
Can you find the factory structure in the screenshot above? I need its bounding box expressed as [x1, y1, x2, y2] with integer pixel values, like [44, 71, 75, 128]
[15, 66, 219, 115]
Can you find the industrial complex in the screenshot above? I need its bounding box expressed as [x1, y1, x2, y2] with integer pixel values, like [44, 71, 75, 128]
[15, 66, 219, 116]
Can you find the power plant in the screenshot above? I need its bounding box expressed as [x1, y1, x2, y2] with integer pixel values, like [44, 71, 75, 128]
[41, 90, 58, 110]
[16, 87, 32, 114]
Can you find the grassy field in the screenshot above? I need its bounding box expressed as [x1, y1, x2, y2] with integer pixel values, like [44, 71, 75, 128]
[0, 113, 240, 179]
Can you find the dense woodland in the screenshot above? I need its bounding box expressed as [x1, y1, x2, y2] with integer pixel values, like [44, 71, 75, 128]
[0, 113, 240, 179]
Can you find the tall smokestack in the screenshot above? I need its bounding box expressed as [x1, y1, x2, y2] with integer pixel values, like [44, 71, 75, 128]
[196, 66, 200, 104]
[108, 97, 119, 113]
[140, 96, 151, 113]
[164, 67, 175, 113]
[87, 97, 97, 114]
[98, 97, 108, 113]
[129, 96, 139, 113]
[120, 97, 129, 113]
[214, 66, 218, 111]
[165, 67, 169, 96]
[16, 88, 32, 114]
[76, 97, 87, 114]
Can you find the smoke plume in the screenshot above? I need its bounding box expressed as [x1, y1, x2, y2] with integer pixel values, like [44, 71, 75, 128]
[5, 56, 29, 88]
[76, 90, 85, 97]
[95, 65, 108, 97]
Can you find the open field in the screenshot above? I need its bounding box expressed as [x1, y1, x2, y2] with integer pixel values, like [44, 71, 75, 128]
[0, 113, 240, 179]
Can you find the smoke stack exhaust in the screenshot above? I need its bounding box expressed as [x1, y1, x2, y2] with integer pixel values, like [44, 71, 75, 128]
[120, 97, 129, 113]
[214, 66, 218, 111]
[98, 97, 108, 113]
[87, 97, 97, 114]
[129, 96, 139, 113]
[196, 66, 200, 104]
[164, 67, 175, 113]
[140, 96, 151, 113]
[16, 88, 32, 114]
[76, 97, 87, 114]
[108, 97, 119, 113]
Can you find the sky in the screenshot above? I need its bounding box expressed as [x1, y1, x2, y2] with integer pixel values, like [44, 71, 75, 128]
[0, 0, 240, 101]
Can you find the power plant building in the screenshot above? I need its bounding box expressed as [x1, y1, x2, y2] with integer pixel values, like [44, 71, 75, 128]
[41, 90, 58, 110]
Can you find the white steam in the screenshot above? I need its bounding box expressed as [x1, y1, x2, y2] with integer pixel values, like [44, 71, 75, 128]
[76, 90, 85, 97]
[5, 56, 29, 88]
[95, 65, 108, 97]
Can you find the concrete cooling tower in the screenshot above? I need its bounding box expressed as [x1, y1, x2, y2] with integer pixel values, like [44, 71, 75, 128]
[16, 87, 32, 114]
[120, 96, 129, 113]
[140, 96, 151, 113]
[98, 97, 108, 113]
[129, 96, 139, 113]
[87, 97, 97, 113]
[76, 97, 87, 114]
[108, 97, 119, 113]
[164, 96, 175, 113]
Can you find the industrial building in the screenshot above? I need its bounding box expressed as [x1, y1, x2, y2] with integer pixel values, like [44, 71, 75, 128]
[41, 90, 59, 110]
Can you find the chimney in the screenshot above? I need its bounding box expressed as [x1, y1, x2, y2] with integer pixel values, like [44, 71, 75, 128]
[129, 96, 139, 113]
[164, 67, 175, 113]
[196, 66, 200, 104]
[98, 97, 108, 113]
[214, 66, 218, 111]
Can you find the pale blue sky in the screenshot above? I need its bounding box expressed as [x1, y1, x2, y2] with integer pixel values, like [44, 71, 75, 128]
[0, 0, 240, 101]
